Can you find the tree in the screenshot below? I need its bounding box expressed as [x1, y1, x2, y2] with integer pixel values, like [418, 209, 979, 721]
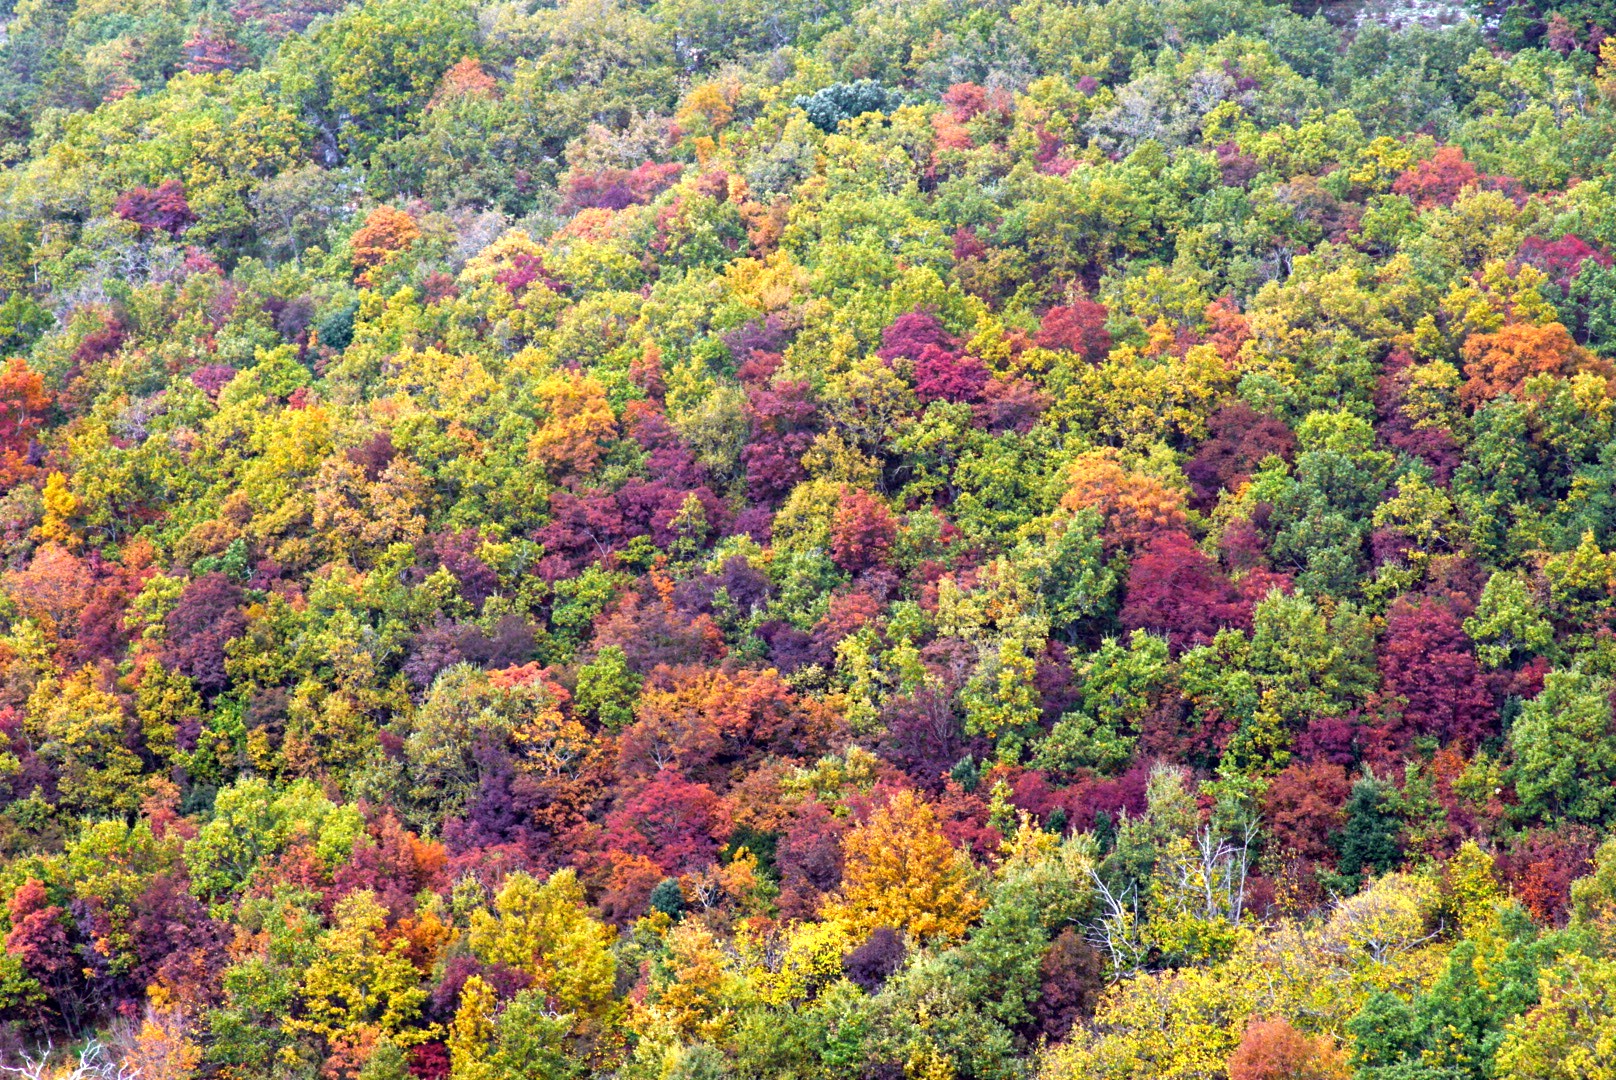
[1263, 760, 1352, 866]
[794, 80, 898, 132]
[573, 646, 642, 730]
[1460, 322, 1611, 407]
[1119, 531, 1249, 651]
[4, 879, 77, 1026]
[114, 180, 195, 236]
[0, 357, 50, 461]
[466, 870, 615, 1018]
[1465, 571, 1555, 670]
[1493, 956, 1616, 1080]
[1060, 453, 1187, 555]
[776, 798, 848, 919]
[349, 206, 421, 273]
[1029, 928, 1104, 1042]
[1228, 1018, 1349, 1080]
[1035, 300, 1112, 363]
[1184, 404, 1293, 511]
[823, 789, 984, 941]
[1334, 773, 1403, 885]
[830, 488, 897, 573]
[1391, 145, 1479, 208]
[161, 573, 246, 697]
[276, 0, 477, 161]
[1509, 668, 1616, 824]
[602, 769, 730, 876]
[294, 891, 429, 1046]
[843, 927, 905, 991]
[528, 371, 616, 481]
[1374, 595, 1496, 756]
[25, 669, 144, 816]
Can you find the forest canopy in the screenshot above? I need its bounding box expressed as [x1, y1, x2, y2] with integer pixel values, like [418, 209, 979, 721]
[0, 0, 1615, 1076]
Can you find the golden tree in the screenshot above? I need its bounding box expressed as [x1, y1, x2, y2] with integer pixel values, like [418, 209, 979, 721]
[823, 789, 983, 942]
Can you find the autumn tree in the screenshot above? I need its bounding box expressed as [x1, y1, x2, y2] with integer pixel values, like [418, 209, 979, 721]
[823, 789, 984, 941]
[527, 371, 617, 480]
[1459, 322, 1611, 407]
[1060, 453, 1188, 555]
[350, 206, 422, 274]
[1035, 300, 1112, 363]
[1227, 1018, 1349, 1080]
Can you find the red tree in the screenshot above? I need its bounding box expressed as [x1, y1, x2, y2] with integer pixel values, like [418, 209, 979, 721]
[1370, 596, 1496, 762]
[742, 379, 818, 502]
[775, 798, 847, 919]
[1035, 300, 1112, 362]
[876, 309, 956, 363]
[912, 344, 989, 404]
[1392, 146, 1479, 209]
[1262, 760, 1351, 865]
[1119, 531, 1250, 651]
[602, 769, 730, 875]
[114, 180, 195, 236]
[1029, 928, 1104, 1042]
[830, 489, 898, 574]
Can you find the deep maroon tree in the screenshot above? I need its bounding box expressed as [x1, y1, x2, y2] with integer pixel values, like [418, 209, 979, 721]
[161, 572, 246, 696]
[775, 798, 847, 919]
[1184, 403, 1295, 511]
[843, 927, 906, 991]
[1029, 928, 1104, 1041]
[880, 688, 986, 792]
[742, 379, 818, 503]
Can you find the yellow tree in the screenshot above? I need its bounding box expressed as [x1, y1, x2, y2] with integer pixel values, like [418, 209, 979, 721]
[1493, 956, 1616, 1080]
[823, 789, 984, 941]
[294, 890, 431, 1047]
[466, 869, 616, 1017]
[447, 974, 498, 1080]
[528, 371, 616, 480]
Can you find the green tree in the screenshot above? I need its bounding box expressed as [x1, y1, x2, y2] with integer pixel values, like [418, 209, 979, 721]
[1508, 668, 1616, 824]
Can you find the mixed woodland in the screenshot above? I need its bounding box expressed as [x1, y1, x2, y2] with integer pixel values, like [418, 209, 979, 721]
[1, 0, 1616, 1075]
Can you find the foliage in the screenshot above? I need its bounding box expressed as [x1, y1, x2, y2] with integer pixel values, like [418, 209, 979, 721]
[0, 0, 1609, 1076]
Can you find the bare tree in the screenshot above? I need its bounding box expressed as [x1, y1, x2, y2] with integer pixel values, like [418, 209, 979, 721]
[0, 1040, 142, 1080]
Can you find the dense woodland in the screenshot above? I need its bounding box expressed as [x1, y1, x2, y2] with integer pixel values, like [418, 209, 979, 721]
[0, 0, 1615, 1075]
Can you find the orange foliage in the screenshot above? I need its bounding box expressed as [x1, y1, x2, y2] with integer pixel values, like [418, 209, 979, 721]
[1228, 1018, 1350, 1080]
[0, 356, 49, 487]
[528, 370, 617, 480]
[619, 666, 838, 779]
[428, 57, 497, 109]
[350, 206, 421, 273]
[1459, 322, 1612, 407]
[3, 542, 93, 638]
[1060, 452, 1188, 554]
